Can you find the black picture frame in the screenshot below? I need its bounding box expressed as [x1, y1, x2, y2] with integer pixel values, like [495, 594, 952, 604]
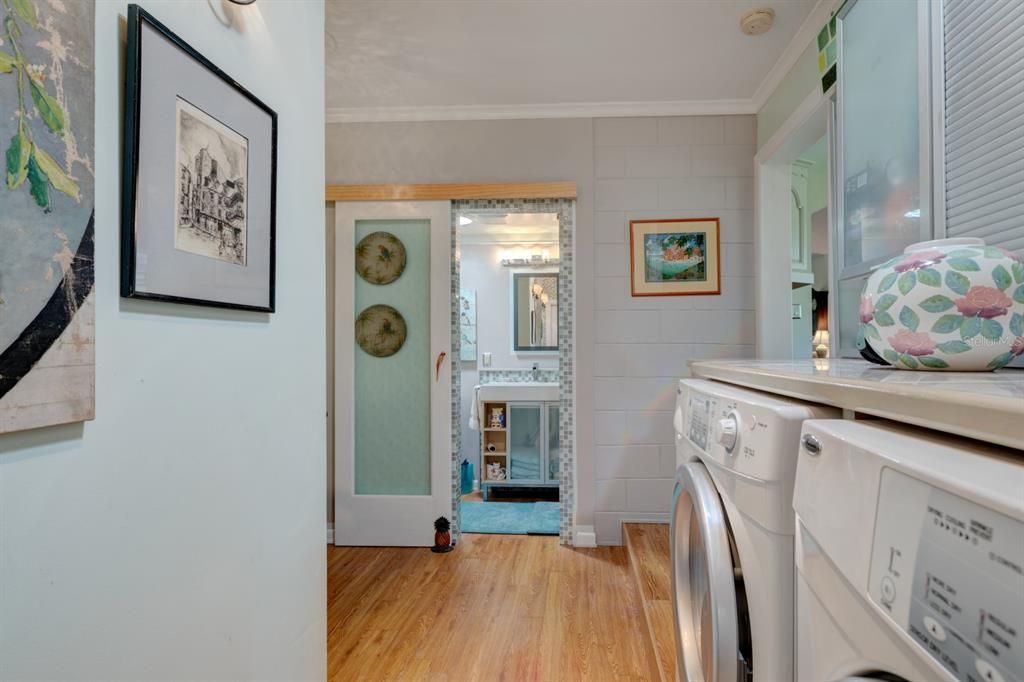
[121, 4, 277, 312]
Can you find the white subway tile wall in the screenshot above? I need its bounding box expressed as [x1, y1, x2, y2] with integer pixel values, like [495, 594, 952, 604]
[592, 115, 756, 543]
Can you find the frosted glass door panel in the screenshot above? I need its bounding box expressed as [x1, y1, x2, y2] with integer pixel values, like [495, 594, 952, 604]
[509, 404, 542, 482]
[841, 0, 923, 267]
[547, 403, 560, 483]
[354, 219, 430, 495]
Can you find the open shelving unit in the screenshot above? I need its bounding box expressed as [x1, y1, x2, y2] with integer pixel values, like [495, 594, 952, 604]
[479, 399, 560, 501]
[481, 402, 508, 485]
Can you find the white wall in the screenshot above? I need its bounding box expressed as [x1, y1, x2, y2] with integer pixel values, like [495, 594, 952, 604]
[458, 242, 559, 472]
[326, 115, 755, 545]
[0, 2, 326, 680]
[590, 116, 756, 544]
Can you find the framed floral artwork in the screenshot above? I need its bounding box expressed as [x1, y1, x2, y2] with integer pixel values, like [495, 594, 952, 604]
[629, 218, 721, 297]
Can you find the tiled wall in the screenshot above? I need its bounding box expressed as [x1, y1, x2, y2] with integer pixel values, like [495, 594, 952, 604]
[478, 369, 560, 384]
[591, 116, 757, 544]
[326, 115, 756, 546]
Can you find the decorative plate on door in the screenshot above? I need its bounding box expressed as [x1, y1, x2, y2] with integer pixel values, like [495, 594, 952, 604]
[355, 304, 407, 358]
[355, 232, 407, 285]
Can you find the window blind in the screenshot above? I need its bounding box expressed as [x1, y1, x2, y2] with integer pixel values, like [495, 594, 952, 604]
[944, 0, 1024, 254]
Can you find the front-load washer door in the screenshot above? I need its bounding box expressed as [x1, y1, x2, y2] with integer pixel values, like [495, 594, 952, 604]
[672, 462, 746, 682]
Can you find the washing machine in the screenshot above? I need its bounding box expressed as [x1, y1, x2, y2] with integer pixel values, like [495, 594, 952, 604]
[671, 379, 838, 681]
[794, 419, 1024, 682]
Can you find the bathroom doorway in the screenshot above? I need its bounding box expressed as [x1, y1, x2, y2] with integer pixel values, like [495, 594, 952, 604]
[451, 200, 576, 544]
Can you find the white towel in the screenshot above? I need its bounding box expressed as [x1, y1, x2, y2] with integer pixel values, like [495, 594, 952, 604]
[468, 386, 481, 431]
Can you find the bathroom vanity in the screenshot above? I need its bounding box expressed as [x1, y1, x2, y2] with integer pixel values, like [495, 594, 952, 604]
[477, 383, 560, 500]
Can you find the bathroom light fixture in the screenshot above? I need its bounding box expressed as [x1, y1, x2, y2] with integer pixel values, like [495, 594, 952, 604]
[500, 257, 560, 268]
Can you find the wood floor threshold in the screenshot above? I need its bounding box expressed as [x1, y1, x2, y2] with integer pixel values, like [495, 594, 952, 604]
[624, 523, 677, 682]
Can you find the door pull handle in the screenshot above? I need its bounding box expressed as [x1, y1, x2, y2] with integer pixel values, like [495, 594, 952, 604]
[435, 352, 447, 382]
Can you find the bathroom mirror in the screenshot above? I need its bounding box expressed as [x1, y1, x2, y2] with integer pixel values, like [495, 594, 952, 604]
[512, 272, 558, 352]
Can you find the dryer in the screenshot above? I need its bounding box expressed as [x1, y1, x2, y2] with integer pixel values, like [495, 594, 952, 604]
[794, 419, 1024, 682]
[671, 379, 838, 681]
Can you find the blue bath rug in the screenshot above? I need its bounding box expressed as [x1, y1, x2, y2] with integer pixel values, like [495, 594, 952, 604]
[460, 501, 560, 535]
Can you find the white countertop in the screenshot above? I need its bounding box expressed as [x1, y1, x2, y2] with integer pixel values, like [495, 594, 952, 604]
[689, 358, 1024, 451]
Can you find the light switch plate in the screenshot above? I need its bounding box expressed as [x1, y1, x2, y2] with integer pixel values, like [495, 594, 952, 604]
[482, 352, 492, 367]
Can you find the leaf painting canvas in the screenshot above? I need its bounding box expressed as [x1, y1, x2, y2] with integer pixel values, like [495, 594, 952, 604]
[630, 219, 720, 297]
[0, 0, 95, 433]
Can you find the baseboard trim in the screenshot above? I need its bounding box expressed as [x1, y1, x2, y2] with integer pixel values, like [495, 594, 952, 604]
[573, 525, 598, 548]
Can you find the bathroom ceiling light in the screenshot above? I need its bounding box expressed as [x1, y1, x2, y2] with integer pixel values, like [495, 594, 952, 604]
[740, 7, 775, 35]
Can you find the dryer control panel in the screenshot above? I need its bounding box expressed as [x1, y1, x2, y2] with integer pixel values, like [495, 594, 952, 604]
[869, 468, 1024, 682]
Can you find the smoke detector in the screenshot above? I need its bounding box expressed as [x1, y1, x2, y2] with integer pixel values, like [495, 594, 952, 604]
[740, 7, 776, 35]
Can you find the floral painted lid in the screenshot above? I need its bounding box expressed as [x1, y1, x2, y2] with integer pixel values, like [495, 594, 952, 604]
[355, 304, 407, 358]
[355, 232, 407, 285]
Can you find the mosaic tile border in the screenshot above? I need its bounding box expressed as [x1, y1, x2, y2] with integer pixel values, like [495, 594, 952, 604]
[478, 369, 559, 384]
[450, 199, 577, 545]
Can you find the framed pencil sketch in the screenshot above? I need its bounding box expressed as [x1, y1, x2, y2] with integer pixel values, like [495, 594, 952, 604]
[121, 4, 277, 312]
[629, 218, 721, 297]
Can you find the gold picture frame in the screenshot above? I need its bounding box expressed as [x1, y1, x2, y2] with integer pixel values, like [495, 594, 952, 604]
[629, 218, 721, 297]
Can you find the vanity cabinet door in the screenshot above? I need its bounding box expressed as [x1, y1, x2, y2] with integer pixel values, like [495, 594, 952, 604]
[546, 403, 560, 483]
[508, 404, 543, 483]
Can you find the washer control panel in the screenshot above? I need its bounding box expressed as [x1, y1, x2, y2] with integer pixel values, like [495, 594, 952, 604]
[685, 391, 716, 453]
[869, 468, 1023, 682]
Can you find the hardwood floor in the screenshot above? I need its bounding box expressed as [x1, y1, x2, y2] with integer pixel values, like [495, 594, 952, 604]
[327, 534, 660, 681]
[623, 524, 676, 682]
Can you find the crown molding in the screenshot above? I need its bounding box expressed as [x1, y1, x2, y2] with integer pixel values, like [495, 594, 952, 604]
[750, 0, 836, 112]
[325, 98, 756, 124]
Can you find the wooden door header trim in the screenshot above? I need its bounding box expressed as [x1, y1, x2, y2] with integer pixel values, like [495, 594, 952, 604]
[325, 182, 577, 202]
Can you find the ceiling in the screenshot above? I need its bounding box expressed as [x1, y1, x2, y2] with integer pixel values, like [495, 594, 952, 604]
[459, 212, 560, 244]
[325, 0, 821, 122]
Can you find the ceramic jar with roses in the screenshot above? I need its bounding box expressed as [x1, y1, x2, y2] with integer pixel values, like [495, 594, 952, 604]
[859, 238, 1024, 371]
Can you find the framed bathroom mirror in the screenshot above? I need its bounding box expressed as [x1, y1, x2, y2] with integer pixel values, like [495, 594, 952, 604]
[512, 272, 559, 352]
